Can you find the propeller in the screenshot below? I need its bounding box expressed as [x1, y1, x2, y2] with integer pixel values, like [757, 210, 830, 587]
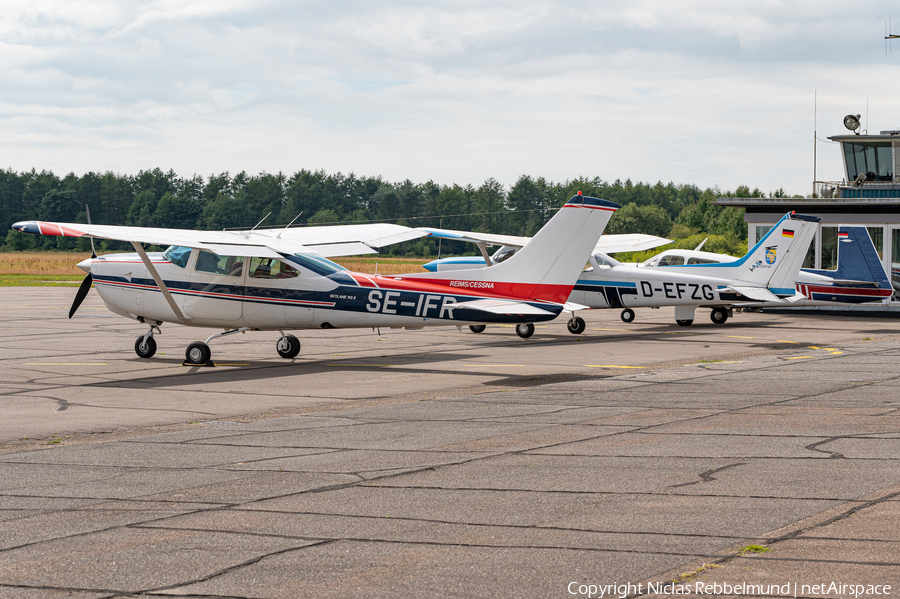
[69, 204, 97, 319]
[69, 272, 93, 319]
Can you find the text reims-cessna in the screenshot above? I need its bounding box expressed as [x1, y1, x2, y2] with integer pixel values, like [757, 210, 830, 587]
[12, 193, 619, 365]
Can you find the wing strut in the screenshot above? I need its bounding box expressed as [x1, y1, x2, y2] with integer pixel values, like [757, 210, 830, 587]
[131, 242, 191, 323]
[476, 241, 493, 267]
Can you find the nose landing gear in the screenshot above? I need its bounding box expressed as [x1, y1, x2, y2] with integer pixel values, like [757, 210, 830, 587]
[134, 324, 161, 359]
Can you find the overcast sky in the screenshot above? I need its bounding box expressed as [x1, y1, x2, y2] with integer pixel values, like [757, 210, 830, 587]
[2, 0, 898, 195]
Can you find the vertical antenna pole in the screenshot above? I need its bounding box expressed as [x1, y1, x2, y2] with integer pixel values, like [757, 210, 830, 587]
[813, 89, 817, 197]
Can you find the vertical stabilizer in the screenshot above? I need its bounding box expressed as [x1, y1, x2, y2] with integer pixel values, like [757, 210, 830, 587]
[805, 226, 891, 289]
[404, 195, 620, 303]
[732, 213, 820, 292]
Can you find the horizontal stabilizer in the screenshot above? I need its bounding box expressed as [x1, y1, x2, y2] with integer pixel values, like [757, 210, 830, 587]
[448, 298, 555, 316]
[784, 291, 808, 303]
[563, 301, 590, 312]
[829, 278, 880, 287]
[725, 286, 784, 303]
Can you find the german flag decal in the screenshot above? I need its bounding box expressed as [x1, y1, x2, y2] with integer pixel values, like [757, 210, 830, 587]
[782, 229, 794, 238]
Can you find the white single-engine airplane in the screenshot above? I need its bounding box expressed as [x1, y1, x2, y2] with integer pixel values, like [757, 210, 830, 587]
[421, 231, 672, 272]
[12, 193, 619, 364]
[421, 212, 824, 332]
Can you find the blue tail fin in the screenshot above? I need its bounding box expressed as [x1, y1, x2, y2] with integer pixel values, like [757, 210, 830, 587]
[805, 227, 890, 288]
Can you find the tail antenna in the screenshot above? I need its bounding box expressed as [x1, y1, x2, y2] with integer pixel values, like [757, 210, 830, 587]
[887, 19, 899, 55]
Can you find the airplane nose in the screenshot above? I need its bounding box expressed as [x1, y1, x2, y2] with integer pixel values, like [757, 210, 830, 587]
[77, 258, 92, 274]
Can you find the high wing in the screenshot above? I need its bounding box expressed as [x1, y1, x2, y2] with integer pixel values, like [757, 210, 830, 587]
[11, 221, 426, 258]
[417, 227, 671, 255]
[596, 233, 673, 254]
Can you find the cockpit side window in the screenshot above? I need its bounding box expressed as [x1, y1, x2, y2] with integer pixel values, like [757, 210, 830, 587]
[249, 257, 299, 279]
[164, 246, 192, 268]
[195, 250, 243, 277]
[658, 255, 685, 266]
[687, 257, 721, 264]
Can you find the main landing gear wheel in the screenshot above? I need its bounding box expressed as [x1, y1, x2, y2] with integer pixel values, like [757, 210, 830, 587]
[469, 325, 486, 333]
[676, 319, 693, 327]
[185, 341, 212, 365]
[134, 335, 157, 359]
[620, 308, 635, 323]
[276, 334, 301, 359]
[515, 323, 535, 339]
[710, 308, 729, 324]
[566, 316, 586, 335]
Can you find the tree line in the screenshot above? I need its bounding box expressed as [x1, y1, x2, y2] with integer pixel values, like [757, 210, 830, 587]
[1, 167, 784, 256]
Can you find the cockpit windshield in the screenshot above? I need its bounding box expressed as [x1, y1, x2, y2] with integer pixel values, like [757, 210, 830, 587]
[287, 253, 347, 276]
[491, 246, 518, 264]
[592, 253, 620, 268]
[163, 246, 191, 268]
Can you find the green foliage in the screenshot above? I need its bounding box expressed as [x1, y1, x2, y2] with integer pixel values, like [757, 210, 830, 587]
[605, 203, 672, 237]
[1, 167, 764, 257]
[5, 230, 34, 251]
[308, 208, 340, 225]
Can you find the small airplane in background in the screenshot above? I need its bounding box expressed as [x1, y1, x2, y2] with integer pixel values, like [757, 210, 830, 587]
[420, 212, 828, 332]
[12, 193, 619, 365]
[420, 230, 672, 272]
[625, 226, 892, 314]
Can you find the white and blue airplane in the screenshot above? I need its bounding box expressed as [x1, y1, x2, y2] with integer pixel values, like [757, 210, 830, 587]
[420, 212, 826, 332]
[12, 193, 619, 364]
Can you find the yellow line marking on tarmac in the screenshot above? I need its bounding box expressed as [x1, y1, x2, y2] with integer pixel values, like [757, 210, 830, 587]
[325, 363, 397, 367]
[725, 335, 755, 339]
[585, 365, 644, 369]
[775, 340, 800, 344]
[829, 351, 843, 355]
[808, 346, 820, 350]
[217, 363, 250, 366]
[464, 364, 527, 367]
[784, 356, 812, 360]
[23, 363, 107, 366]
[665, 332, 702, 335]
[822, 348, 838, 351]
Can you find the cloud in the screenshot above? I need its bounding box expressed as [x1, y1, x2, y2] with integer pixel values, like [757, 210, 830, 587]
[1, 0, 898, 194]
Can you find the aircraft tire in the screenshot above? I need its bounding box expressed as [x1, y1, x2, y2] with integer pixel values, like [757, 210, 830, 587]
[675, 319, 693, 327]
[185, 341, 211, 365]
[567, 316, 586, 335]
[277, 334, 301, 359]
[469, 325, 487, 333]
[620, 308, 635, 323]
[134, 335, 157, 359]
[515, 323, 535, 339]
[710, 308, 728, 324]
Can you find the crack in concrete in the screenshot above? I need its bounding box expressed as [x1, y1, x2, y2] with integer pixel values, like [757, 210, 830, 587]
[667, 462, 749, 488]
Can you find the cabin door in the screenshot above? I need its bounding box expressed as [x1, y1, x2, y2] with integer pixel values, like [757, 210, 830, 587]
[183, 250, 244, 322]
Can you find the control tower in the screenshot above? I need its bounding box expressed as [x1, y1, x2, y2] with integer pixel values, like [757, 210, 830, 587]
[718, 116, 900, 305]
